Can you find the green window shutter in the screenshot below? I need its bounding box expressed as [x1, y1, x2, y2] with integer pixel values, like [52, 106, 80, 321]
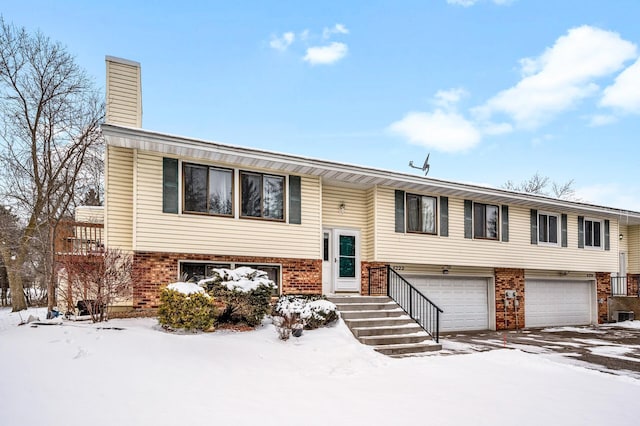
[501, 205, 509, 242]
[395, 190, 405, 233]
[440, 196, 449, 237]
[604, 219, 610, 251]
[561, 214, 568, 247]
[464, 200, 472, 239]
[162, 158, 178, 214]
[530, 209, 538, 245]
[289, 175, 301, 224]
[578, 216, 584, 248]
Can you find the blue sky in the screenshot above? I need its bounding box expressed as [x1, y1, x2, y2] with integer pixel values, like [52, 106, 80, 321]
[5, 0, 640, 210]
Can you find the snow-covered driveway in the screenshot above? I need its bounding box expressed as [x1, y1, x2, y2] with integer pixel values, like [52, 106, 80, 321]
[441, 323, 640, 379]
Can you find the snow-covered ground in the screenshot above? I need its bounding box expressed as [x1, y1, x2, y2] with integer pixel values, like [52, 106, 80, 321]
[1, 307, 639, 426]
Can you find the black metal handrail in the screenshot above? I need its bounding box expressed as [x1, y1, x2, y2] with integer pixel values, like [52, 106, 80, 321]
[611, 275, 628, 296]
[386, 266, 443, 343]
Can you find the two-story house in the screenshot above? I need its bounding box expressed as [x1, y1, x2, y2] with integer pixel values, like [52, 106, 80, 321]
[100, 56, 640, 332]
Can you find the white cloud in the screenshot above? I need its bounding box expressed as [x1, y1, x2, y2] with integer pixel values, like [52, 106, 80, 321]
[433, 88, 468, 109]
[477, 26, 637, 129]
[323, 24, 349, 39]
[482, 122, 513, 135]
[588, 114, 618, 127]
[388, 110, 481, 153]
[269, 32, 295, 51]
[303, 42, 348, 65]
[600, 58, 640, 114]
[575, 183, 640, 211]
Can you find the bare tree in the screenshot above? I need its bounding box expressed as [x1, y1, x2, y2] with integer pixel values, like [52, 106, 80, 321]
[502, 172, 579, 201]
[58, 248, 133, 322]
[0, 18, 104, 312]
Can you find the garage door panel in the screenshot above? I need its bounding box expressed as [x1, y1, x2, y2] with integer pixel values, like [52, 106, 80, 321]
[525, 280, 592, 328]
[409, 276, 489, 332]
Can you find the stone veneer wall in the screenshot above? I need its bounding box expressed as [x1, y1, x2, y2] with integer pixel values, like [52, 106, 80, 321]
[132, 251, 321, 309]
[494, 268, 525, 330]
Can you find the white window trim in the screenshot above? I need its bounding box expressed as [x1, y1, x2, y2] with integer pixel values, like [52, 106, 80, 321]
[583, 217, 604, 250]
[537, 211, 560, 247]
[178, 260, 283, 294]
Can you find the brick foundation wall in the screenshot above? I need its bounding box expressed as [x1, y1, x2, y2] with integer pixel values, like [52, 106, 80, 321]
[494, 268, 525, 330]
[133, 251, 321, 309]
[628, 274, 639, 297]
[360, 262, 388, 295]
[596, 272, 611, 324]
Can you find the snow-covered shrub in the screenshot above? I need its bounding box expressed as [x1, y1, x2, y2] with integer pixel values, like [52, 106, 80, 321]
[272, 295, 338, 337]
[158, 282, 216, 332]
[304, 299, 339, 329]
[199, 267, 276, 327]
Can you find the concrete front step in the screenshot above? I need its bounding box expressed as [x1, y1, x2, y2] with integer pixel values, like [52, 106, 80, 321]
[327, 296, 391, 304]
[339, 308, 406, 320]
[330, 295, 441, 356]
[359, 332, 430, 346]
[375, 342, 442, 356]
[333, 302, 399, 311]
[343, 316, 415, 328]
[352, 324, 424, 337]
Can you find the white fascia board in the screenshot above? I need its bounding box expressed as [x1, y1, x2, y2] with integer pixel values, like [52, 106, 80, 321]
[101, 124, 640, 224]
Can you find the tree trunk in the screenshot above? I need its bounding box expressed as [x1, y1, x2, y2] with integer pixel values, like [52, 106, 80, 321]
[8, 270, 27, 312]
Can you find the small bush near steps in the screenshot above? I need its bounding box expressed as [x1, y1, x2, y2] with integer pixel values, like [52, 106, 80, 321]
[158, 282, 216, 332]
[272, 295, 339, 340]
[200, 267, 276, 327]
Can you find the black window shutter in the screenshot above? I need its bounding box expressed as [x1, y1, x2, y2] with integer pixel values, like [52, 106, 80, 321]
[464, 200, 473, 239]
[501, 205, 509, 242]
[440, 196, 449, 237]
[395, 190, 405, 233]
[162, 158, 178, 214]
[530, 209, 538, 245]
[604, 219, 610, 251]
[561, 214, 568, 247]
[289, 176, 301, 224]
[578, 216, 584, 248]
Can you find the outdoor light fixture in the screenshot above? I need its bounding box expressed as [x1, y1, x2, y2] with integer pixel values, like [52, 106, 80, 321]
[338, 202, 346, 215]
[619, 233, 624, 240]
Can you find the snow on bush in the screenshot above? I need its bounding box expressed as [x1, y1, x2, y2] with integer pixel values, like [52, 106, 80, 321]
[158, 283, 216, 332]
[199, 267, 276, 327]
[199, 267, 275, 293]
[273, 295, 339, 339]
[167, 282, 208, 296]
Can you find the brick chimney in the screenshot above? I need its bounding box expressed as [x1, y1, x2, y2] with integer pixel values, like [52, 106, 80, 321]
[105, 56, 142, 127]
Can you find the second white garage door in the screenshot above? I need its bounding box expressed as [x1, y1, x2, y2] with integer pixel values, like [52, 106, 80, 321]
[525, 279, 593, 328]
[409, 276, 490, 332]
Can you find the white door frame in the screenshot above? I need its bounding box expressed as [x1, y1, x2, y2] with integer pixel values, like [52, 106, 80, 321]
[325, 228, 361, 293]
[321, 229, 332, 295]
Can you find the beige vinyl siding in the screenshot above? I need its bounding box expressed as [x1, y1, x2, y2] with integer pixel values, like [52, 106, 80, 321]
[322, 185, 372, 261]
[365, 187, 376, 260]
[74, 206, 104, 223]
[375, 186, 618, 272]
[628, 225, 640, 273]
[105, 58, 142, 127]
[105, 146, 134, 250]
[389, 264, 493, 277]
[134, 152, 321, 259]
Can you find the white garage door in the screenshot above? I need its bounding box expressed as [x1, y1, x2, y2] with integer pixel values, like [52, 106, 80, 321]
[409, 276, 489, 332]
[525, 279, 593, 328]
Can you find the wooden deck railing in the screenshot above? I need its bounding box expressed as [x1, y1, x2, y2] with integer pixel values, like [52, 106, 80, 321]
[55, 220, 105, 256]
